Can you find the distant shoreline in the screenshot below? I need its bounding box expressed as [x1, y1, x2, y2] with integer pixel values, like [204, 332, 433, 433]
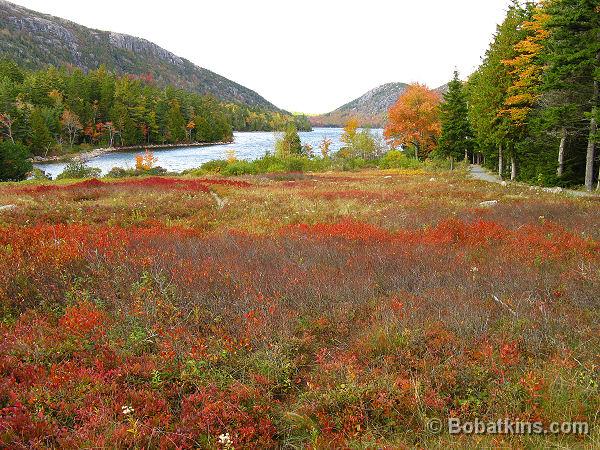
[31, 141, 233, 164]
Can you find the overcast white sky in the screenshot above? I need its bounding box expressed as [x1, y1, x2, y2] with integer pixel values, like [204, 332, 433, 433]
[10, 0, 511, 113]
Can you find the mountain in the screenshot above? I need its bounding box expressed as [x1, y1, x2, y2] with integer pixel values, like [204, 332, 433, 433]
[0, 0, 280, 111]
[311, 82, 450, 128]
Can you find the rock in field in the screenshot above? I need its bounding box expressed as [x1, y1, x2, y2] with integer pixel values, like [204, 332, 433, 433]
[542, 187, 563, 194]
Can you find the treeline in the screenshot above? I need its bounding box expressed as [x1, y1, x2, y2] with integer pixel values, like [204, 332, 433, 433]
[464, 0, 600, 190]
[0, 59, 310, 158]
[227, 104, 312, 132]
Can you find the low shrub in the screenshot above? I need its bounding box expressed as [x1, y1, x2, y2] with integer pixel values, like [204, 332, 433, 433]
[105, 166, 167, 178]
[221, 160, 257, 176]
[56, 160, 101, 180]
[379, 150, 422, 169]
[29, 167, 51, 180]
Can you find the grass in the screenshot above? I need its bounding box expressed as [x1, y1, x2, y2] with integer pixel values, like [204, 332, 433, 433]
[0, 168, 598, 448]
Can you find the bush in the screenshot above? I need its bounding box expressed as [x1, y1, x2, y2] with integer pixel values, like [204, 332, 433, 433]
[331, 156, 372, 172]
[221, 160, 257, 176]
[56, 160, 101, 180]
[105, 166, 167, 178]
[0, 141, 32, 181]
[30, 168, 51, 180]
[199, 159, 229, 174]
[187, 155, 333, 177]
[379, 150, 422, 169]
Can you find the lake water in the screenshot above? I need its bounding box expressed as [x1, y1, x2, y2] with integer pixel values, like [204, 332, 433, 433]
[35, 127, 384, 179]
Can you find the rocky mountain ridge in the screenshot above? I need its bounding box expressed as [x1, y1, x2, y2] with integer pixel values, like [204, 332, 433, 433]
[311, 81, 450, 127]
[0, 0, 280, 110]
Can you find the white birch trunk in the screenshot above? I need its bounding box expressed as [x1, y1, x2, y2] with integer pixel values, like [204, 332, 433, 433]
[510, 156, 516, 181]
[557, 127, 566, 177]
[498, 144, 503, 180]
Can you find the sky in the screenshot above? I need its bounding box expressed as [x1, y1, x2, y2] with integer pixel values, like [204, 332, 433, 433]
[10, 0, 512, 114]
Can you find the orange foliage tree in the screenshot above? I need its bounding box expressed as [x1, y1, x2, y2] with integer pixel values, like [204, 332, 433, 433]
[384, 84, 441, 159]
[135, 149, 158, 171]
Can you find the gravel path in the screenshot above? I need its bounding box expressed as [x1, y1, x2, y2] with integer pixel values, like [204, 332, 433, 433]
[470, 165, 503, 183]
[469, 165, 599, 198]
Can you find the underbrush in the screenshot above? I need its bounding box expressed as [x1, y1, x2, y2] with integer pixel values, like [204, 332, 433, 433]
[0, 171, 597, 448]
[183, 152, 422, 177]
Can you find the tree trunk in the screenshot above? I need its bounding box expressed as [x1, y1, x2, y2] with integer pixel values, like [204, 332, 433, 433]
[510, 155, 516, 181]
[498, 144, 503, 179]
[450, 156, 454, 171]
[585, 114, 596, 191]
[585, 53, 599, 191]
[464, 148, 468, 162]
[557, 127, 566, 177]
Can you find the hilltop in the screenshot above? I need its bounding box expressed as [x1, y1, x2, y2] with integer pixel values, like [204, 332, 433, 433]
[0, 0, 280, 110]
[311, 82, 449, 127]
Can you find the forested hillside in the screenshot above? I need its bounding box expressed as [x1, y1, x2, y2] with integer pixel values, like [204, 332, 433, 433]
[465, 0, 600, 190]
[0, 60, 310, 157]
[0, 0, 279, 110]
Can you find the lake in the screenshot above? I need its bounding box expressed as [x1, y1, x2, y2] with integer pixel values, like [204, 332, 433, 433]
[35, 127, 384, 179]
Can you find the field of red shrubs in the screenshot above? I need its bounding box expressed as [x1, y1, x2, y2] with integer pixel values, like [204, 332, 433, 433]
[0, 170, 598, 448]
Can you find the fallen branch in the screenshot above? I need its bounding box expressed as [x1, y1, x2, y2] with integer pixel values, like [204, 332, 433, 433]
[492, 295, 517, 317]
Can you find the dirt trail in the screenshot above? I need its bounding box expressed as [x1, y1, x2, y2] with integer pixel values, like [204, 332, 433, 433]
[469, 165, 599, 198]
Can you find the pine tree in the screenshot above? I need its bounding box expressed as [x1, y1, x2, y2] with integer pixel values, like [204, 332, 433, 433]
[166, 99, 186, 143]
[466, 1, 527, 179]
[543, 0, 600, 190]
[0, 140, 32, 181]
[437, 71, 474, 169]
[29, 108, 53, 156]
[275, 123, 302, 156]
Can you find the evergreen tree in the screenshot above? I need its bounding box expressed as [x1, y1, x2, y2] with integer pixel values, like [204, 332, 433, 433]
[0, 140, 32, 181]
[437, 71, 473, 169]
[466, 1, 527, 179]
[29, 108, 53, 156]
[166, 99, 186, 143]
[275, 124, 302, 156]
[543, 0, 600, 190]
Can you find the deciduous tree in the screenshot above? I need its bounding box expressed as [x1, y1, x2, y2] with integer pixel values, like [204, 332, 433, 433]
[61, 109, 82, 148]
[384, 84, 441, 159]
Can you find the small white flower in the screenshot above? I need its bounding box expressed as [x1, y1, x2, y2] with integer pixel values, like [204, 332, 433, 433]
[471, 266, 479, 272]
[121, 405, 134, 415]
[218, 433, 233, 448]
[218, 433, 231, 443]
